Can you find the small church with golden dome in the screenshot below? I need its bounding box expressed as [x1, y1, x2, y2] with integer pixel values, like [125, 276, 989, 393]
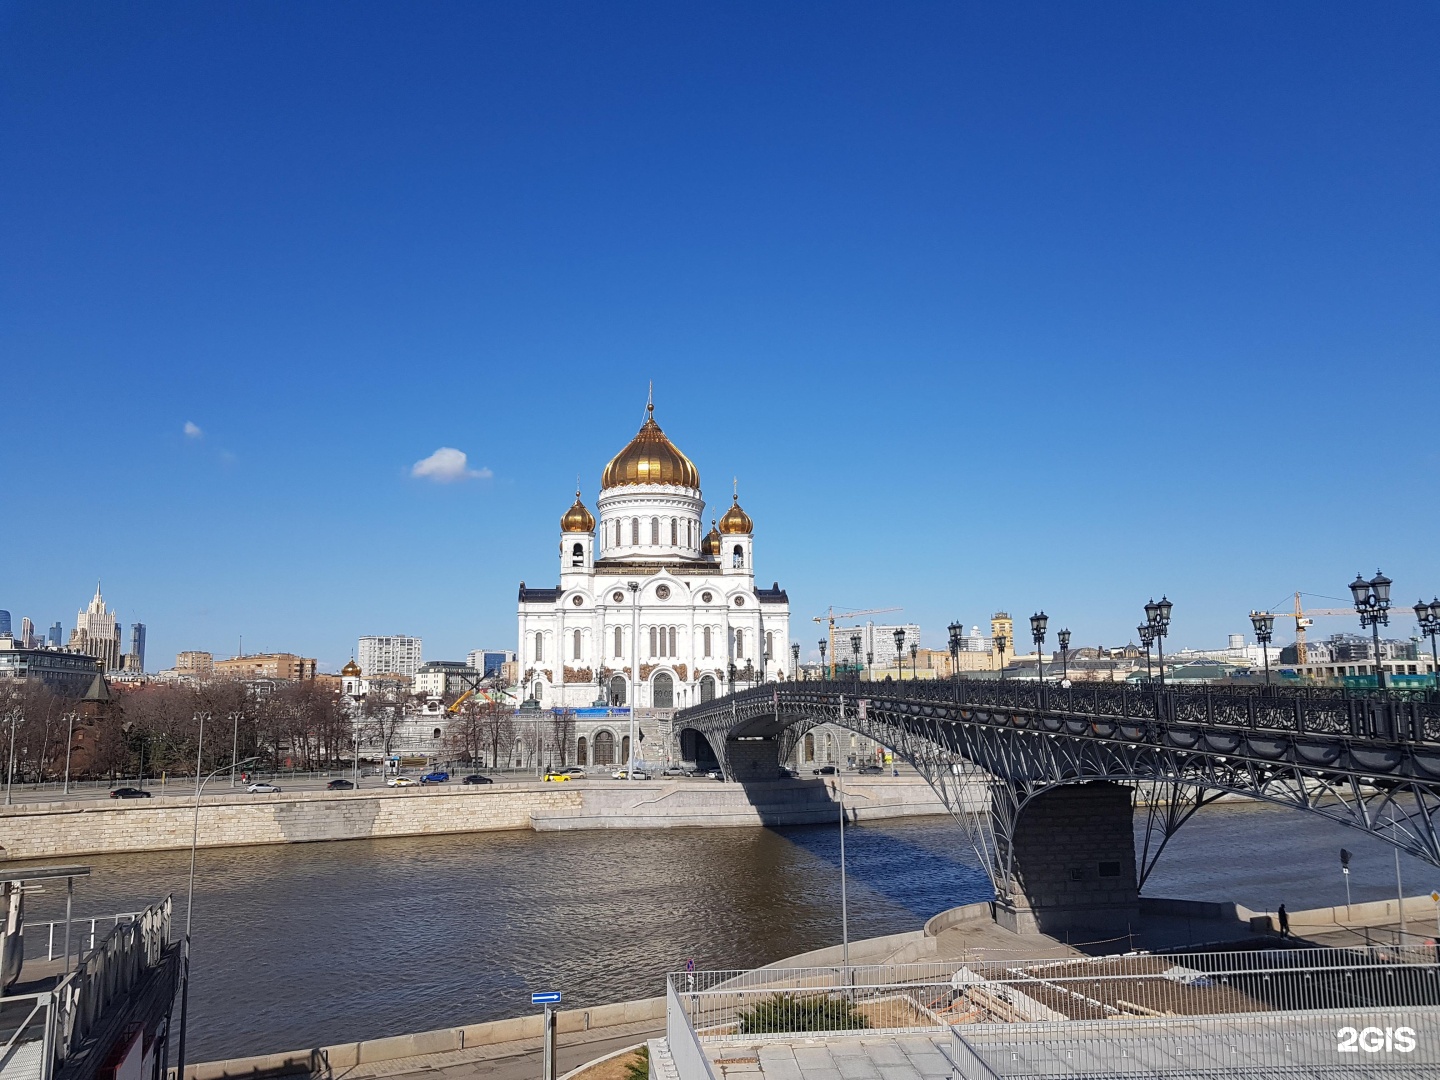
[517, 401, 791, 717]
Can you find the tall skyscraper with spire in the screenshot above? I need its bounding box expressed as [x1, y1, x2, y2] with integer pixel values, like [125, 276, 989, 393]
[70, 584, 122, 671]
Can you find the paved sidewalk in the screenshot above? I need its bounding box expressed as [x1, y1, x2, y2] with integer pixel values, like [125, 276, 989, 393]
[333, 1018, 663, 1080]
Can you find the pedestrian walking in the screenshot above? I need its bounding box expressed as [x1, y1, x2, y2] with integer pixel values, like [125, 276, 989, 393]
[1278, 904, 1290, 939]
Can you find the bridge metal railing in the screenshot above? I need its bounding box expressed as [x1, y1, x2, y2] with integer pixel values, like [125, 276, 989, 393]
[671, 946, 1440, 1044]
[27, 911, 144, 964]
[720, 677, 1440, 745]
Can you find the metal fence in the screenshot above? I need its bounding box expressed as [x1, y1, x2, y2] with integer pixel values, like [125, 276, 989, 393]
[28, 912, 143, 963]
[671, 946, 1440, 1044]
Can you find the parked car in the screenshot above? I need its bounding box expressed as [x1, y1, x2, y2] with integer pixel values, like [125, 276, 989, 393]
[326, 778, 355, 790]
[544, 771, 572, 782]
[109, 787, 152, 799]
[610, 768, 651, 779]
[706, 769, 724, 781]
[387, 776, 416, 787]
[247, 782, 281, 793]
[564, 767, 587, 778]
[776, 767, 798, 779]
[812, 765, 837, 776]
[661, 766, 687, 777]
[420, 771, 450, 785]
[462, 774, 493, 785]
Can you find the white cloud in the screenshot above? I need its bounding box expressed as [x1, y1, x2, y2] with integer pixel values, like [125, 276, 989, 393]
[184, 421, 203, 439]
[411, 447, 491, 483]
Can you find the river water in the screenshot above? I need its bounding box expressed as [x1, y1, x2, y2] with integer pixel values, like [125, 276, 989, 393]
[23, 800, 1440, 1061]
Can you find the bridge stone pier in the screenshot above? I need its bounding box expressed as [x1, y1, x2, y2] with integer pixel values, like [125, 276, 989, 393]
[995, 782, 1139, 936]
[726, 735, 782, 782]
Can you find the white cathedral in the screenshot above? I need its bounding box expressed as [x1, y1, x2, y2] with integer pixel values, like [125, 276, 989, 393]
[517, 402, 791, 711]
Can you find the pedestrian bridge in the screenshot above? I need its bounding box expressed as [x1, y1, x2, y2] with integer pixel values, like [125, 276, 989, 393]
[673, 679, 1440, 935]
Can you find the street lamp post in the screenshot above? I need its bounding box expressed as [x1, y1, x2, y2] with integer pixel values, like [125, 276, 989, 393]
[790, 642, 800, 682]
[850, 633, 862, 681]
[1350, 572, 1393, 690]
[994, 633, 1008, 680]
[63, 711, 76, 796]
[627, 580, 640, 777]
[1416, 598, 1440, 690]
[1250, 611, 1275, 686]
[947, 622, 963, 681]
[909, 642, 918, 681]
[1138, 623, 1155, 680]
[1057, 629, 1071, 684]
[892, 628, 906, 681]
[176, 707, 258, 1080]
[1030, 612, 1048, 685]
[4, 709, 18, 806]
[818, 639, 828, 681]
[1143, 597, 1173, 687]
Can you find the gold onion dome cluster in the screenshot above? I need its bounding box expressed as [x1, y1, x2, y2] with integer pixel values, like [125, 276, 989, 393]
[701, 520, 723, 556]
[600, 404, 701, 490]
[341, 659, 361, 677]
[718, 493, 753, 534]
[560, 491, 596, 532]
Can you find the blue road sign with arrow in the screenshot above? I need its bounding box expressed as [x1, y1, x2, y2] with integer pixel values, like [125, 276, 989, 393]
[531, 991, 562, 1005]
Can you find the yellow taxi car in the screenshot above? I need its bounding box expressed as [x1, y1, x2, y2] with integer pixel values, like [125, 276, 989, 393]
[542, 771, 572, 782]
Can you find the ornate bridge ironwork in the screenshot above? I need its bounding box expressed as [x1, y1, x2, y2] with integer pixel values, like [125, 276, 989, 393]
[674, 679, 1440, 909]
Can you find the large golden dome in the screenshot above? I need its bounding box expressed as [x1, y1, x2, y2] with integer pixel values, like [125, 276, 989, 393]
[701, 519, 722, 556]
[600, 404, 700, 490]
[718, 493, 753, 534]
[341, 658, 361, 677]
[560, 491, 596, 532]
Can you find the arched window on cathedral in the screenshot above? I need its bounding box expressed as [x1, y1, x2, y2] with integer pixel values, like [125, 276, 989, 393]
[670, 519, 677, 546]
[733, 545, 744, 568]
[571, 542, 584, 567]
[649, 626, 657, 657]
[734, 629, 744, 658]
[687, 520, 693, 547]
[703, 626, 712, 657]
[766, 631, 774, 660]
[650, 517, 659, 545]
[669, 627, 677, 656]
[614, 520, 622, 548]
[614, 626, 623, 657]
[631, 518, 639, 546]
[573, 629, 582, 660]
[535, 632, 544, 661]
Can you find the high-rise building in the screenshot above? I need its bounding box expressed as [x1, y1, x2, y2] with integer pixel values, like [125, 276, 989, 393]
[358, 635, 423, 677]
[467, 649, 515, 678]
[19, 618, 35, 648]
[48, 622, 62, 647]
[175, 651, 214, 677]
[0, 611, 11, 637]
[71, 584, 123, 671]
[214, 653, 317, 681]
[129, 623, 147, 672]
[845, 623, 921, 670]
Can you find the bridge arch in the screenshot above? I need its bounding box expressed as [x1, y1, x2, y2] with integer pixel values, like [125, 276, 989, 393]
[675, 680, 1440, 935]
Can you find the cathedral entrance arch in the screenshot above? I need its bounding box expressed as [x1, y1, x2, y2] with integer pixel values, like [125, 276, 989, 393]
[700, 674, 716, 702]
[592, 730, 615, 765]
[653, 671, 674, 708]
[576, 736, 588, 766]
[608, 676, 627, 706]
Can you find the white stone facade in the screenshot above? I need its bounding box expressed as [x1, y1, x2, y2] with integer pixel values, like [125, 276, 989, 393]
[517, 406, 790, 711]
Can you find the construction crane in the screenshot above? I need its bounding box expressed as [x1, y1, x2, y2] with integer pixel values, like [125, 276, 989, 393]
[812, 606, 902, 678]
[1252, 593, 1356, 665]
[446, 688, 476, 714]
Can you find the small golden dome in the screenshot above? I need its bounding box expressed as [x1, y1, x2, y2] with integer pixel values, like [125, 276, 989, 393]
[342, 659, 361, 677]
[600, 403, 701, 490]
[701, 519, 722, 556]
[560, 491, 596, 532]
[718, 493, 753, 534]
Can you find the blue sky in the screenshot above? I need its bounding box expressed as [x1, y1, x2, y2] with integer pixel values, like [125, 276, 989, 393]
[3, 2, 1437, 672]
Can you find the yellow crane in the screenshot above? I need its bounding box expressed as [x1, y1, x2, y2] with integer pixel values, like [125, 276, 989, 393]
[446, 688, 475, 714]
[1252, 593, 1355, 665]
[812, 606, 902, 678]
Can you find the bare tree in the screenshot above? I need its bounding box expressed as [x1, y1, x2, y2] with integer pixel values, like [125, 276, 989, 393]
[479, 699, 515, 771]
[548, 709, 576, 769]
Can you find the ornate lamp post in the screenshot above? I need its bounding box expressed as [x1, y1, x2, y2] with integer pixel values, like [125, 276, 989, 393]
[947, 621, 963, 680]
[1143, 597, 1173, 687]
[909, 642, 919, 681]
[1249, 611, 1275, 685]
[865, 650, 873, 681]
[1138, 623, 1155, 680]
[790, 642, 800, 682]
[1030, 612, 1048, 685]
[1350, 571, 1392, 689]
[1415, 598, 1440, 690]
[891, 628, 905, 681]
[1057, 629, 1071, 684]
[818, 639, 828, 680]
[850, 633, 862, 680]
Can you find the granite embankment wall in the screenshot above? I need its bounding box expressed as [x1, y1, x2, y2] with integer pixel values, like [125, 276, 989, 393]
[0, 777, 956, 860]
